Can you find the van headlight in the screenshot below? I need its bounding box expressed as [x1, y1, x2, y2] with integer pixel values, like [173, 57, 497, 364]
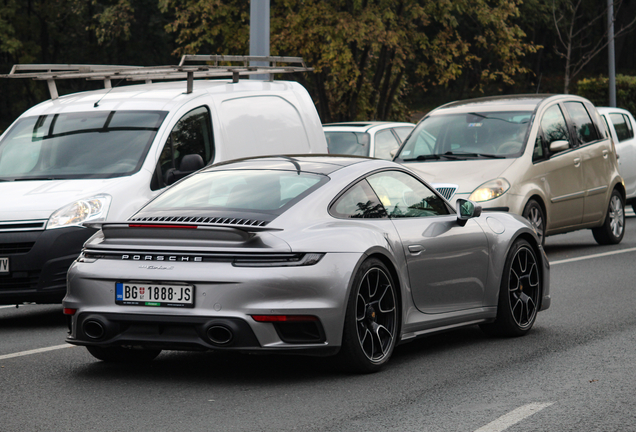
[468, 179, 510, 202]
[46, 194, 112, 229]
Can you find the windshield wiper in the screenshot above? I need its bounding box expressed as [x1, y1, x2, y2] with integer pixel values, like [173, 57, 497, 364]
[12, 177, 66, 181]
[444, 151, 505, 159]
[402, 154, 460, 161]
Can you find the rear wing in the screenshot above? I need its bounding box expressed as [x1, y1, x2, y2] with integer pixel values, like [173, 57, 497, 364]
[0, 55, 313, 100]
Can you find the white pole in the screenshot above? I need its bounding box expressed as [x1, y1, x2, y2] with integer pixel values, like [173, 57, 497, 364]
[250, 0, 270, 81]
[608, 0, 616, 107]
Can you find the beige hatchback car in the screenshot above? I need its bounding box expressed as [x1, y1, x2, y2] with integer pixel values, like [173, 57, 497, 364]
[394, 94, 625, 245]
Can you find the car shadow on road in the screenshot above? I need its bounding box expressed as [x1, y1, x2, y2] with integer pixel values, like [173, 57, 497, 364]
[0, 305, 66, 329]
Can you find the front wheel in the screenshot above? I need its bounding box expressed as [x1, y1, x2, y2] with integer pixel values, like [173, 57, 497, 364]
[480, 239, 541, 337]
[337, 258, 399, 373]
[522, 199, 545, 246]
[86, 346, 161, 363]
[592, 189, 625, 245]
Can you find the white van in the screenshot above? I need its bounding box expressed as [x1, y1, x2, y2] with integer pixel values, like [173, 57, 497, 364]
[0, 56, 327, 304]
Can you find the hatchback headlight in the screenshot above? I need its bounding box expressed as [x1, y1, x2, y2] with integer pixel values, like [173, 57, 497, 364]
[47, 194, 112, 229]
[468, 179, 510, 202]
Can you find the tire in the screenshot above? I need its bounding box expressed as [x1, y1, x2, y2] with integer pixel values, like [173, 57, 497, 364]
[480, 239, 541, 337]
[592, 189, 625, 245]
[86, 346, 161, 363]
[522, 199, 545, 246]
[337, 258, 399, 373]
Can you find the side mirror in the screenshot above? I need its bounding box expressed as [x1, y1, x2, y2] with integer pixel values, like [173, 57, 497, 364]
[390, 148, 398, 158]
[549, 140, 569, 153]
[456, 199, 482, 226]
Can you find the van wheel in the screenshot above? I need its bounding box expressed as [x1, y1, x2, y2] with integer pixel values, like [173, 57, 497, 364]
[592, 189, 625, 245]
[522, 199, 545, 245]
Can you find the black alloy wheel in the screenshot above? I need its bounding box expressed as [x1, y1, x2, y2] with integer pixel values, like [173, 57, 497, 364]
[522, 199, 545, 246]
[338, 258, 399, 373]
[480, 239, 541, 337]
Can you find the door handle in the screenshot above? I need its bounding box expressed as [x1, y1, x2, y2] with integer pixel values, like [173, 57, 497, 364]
[408, 244, 425, 255]
[602, 149, 609, 159]
[573, 158, 581, 167]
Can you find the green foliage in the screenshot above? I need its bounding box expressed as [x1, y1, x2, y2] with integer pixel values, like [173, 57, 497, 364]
[577, 75, 636, 114]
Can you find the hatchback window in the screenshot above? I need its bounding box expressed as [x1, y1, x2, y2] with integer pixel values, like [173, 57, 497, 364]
[374, 129, 399, 160]
[609, 113, 635, 142]
[0, 110, 167, 180]
[564, 102, 599, 145]
[325, 131, 370, 156]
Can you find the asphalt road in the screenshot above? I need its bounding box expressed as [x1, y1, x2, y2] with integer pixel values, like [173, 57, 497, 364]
[2, 217, 636, 432]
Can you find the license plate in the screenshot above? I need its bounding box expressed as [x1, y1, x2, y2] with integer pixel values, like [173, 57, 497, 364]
[115, 282, 194, 308]
[0, 257, 8, 274]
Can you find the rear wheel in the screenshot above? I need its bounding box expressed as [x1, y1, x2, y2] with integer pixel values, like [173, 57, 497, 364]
[592, 189, 625, 245]
[338, 258, 399, 373]
[86, 346, 161, 363]
[480, 239, 541, 337]
[522, 199, 545, 246]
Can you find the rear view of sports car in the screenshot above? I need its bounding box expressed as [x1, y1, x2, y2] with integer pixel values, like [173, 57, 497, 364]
[63, 156, 550, 372]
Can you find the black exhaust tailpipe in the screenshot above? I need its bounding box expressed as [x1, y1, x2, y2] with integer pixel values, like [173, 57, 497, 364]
[206, 325, 233, 346]
[83, 320, 106, 339]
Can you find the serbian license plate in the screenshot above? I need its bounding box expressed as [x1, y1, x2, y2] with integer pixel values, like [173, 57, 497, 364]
[115, 282, 194, 308]
[0, 257, 8, 274]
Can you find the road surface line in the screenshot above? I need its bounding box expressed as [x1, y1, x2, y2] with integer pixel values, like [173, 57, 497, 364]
[474, 402, 554, 432]
[0, 344, 76, 361]
[550, 246, 636, 265]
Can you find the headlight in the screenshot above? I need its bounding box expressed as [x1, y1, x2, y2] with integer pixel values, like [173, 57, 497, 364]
[46, 194, 112, 229]
[468, 179, 510, 202]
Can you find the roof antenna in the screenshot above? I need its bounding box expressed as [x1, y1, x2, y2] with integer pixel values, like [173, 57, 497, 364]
[536, 73, 542, 94]
[94, 79, 122, 107]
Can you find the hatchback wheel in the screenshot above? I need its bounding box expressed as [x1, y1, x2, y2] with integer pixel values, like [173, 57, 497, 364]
[338, 258, 399, 373]
[592, 189, 625, 245]
[522, 199, 545, 245]
[480, 239, 541, 337]
[86, 346, 161, 363]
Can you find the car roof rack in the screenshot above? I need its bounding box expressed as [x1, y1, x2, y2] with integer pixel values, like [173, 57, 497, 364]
[0, 55, 312, 100]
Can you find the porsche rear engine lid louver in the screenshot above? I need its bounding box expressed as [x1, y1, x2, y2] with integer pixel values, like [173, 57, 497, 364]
[128, 216, 268, 227]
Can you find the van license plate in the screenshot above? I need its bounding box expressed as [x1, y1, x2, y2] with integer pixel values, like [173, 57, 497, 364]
[0, 257, 8, 274]
[115, 282, 194, 308]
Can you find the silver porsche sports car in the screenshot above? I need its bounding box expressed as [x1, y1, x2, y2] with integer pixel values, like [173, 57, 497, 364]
[63, 156, 550, 372]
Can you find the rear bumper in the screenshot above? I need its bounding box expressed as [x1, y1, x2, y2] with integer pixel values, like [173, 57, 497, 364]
[0, 226, 96, 304]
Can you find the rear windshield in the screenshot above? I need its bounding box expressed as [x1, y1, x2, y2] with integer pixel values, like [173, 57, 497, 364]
[325, 131, 370, 157]
[395, 111, 532, 162]
[0, 110, 167, 180]
[139, 169, 328, 215]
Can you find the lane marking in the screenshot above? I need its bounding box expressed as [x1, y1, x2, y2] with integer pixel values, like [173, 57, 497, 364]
[0, 305, 18, 310]
[550, 246, 636, 265]
[474, 402, 554, 432]
[0, 344, 76, 361]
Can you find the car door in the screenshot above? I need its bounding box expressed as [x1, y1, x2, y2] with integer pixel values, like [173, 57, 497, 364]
[537, 103, 585, 229]
[366, 170, 489, 314]
[563, 101, 611, 224]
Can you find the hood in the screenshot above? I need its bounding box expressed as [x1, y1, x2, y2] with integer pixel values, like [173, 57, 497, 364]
[403, 158, 517, 193]
[0, 177, 132, 221]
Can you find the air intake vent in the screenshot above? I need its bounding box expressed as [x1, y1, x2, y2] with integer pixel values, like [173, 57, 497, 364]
[129, 216, 268, 227]
[432, 184, 458, 201]
[0, 220, 47, 232]
[0, 242, 35, 254]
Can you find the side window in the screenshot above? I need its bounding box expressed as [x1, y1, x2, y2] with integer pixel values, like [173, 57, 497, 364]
[540, 105, 570, 149]
[367, 170, 449, 218]
[610, 113, 634, 142]
[374, 129, 400, 160]
[533, 134, 545, 161]
[330, 180, 387, 219]
[393, 127, 413, 143]
[563, 102, 600, 145]
[155, 106, 213, 190]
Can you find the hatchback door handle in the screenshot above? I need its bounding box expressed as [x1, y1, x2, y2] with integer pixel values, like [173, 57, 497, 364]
[573, 158, 581, 167]
[602, 149, 609, 159]
[408, 244, 425, 254]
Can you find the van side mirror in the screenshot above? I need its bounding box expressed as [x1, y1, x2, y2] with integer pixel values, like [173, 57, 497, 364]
[164, 154, 205, 185]
[549, 140, 569, 153]
[456, 199, 481, 226]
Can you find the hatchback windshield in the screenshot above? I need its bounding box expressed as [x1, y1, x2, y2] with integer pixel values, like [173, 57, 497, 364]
[0, 110, 167, 180]
[141, 169, 327, 214]
[395, 111, 532, 161]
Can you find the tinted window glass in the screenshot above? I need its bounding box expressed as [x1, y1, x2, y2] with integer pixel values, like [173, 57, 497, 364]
[160, 106, 213, 171]
[367, 171, 449, 218]
[331, 180, 386, 219]
[564, 102, 599, 145]
[373, 129, 399, 160]
[540, 105, 570, 147]
[610, 113, 634, 142]
[325, 131, 370, 156]
[0, 110, 167, 180]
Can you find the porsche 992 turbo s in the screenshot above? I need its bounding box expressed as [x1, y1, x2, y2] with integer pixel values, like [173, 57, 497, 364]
[63, 156, 550, 372]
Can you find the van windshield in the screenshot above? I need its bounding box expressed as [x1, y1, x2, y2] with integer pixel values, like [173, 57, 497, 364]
[395, 111, 532, 162]
[0, 110, 167, 180]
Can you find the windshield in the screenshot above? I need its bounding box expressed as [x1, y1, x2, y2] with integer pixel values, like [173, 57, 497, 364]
[0, 110, 167, 180]
[325, 131, 370, 157]
[139, 169, 328, 215]
[395, 111, 532, 162]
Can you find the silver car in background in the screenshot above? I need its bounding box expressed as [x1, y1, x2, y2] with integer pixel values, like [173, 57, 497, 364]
[63, 156, 550, 372]
[324, 121, 414, 160]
